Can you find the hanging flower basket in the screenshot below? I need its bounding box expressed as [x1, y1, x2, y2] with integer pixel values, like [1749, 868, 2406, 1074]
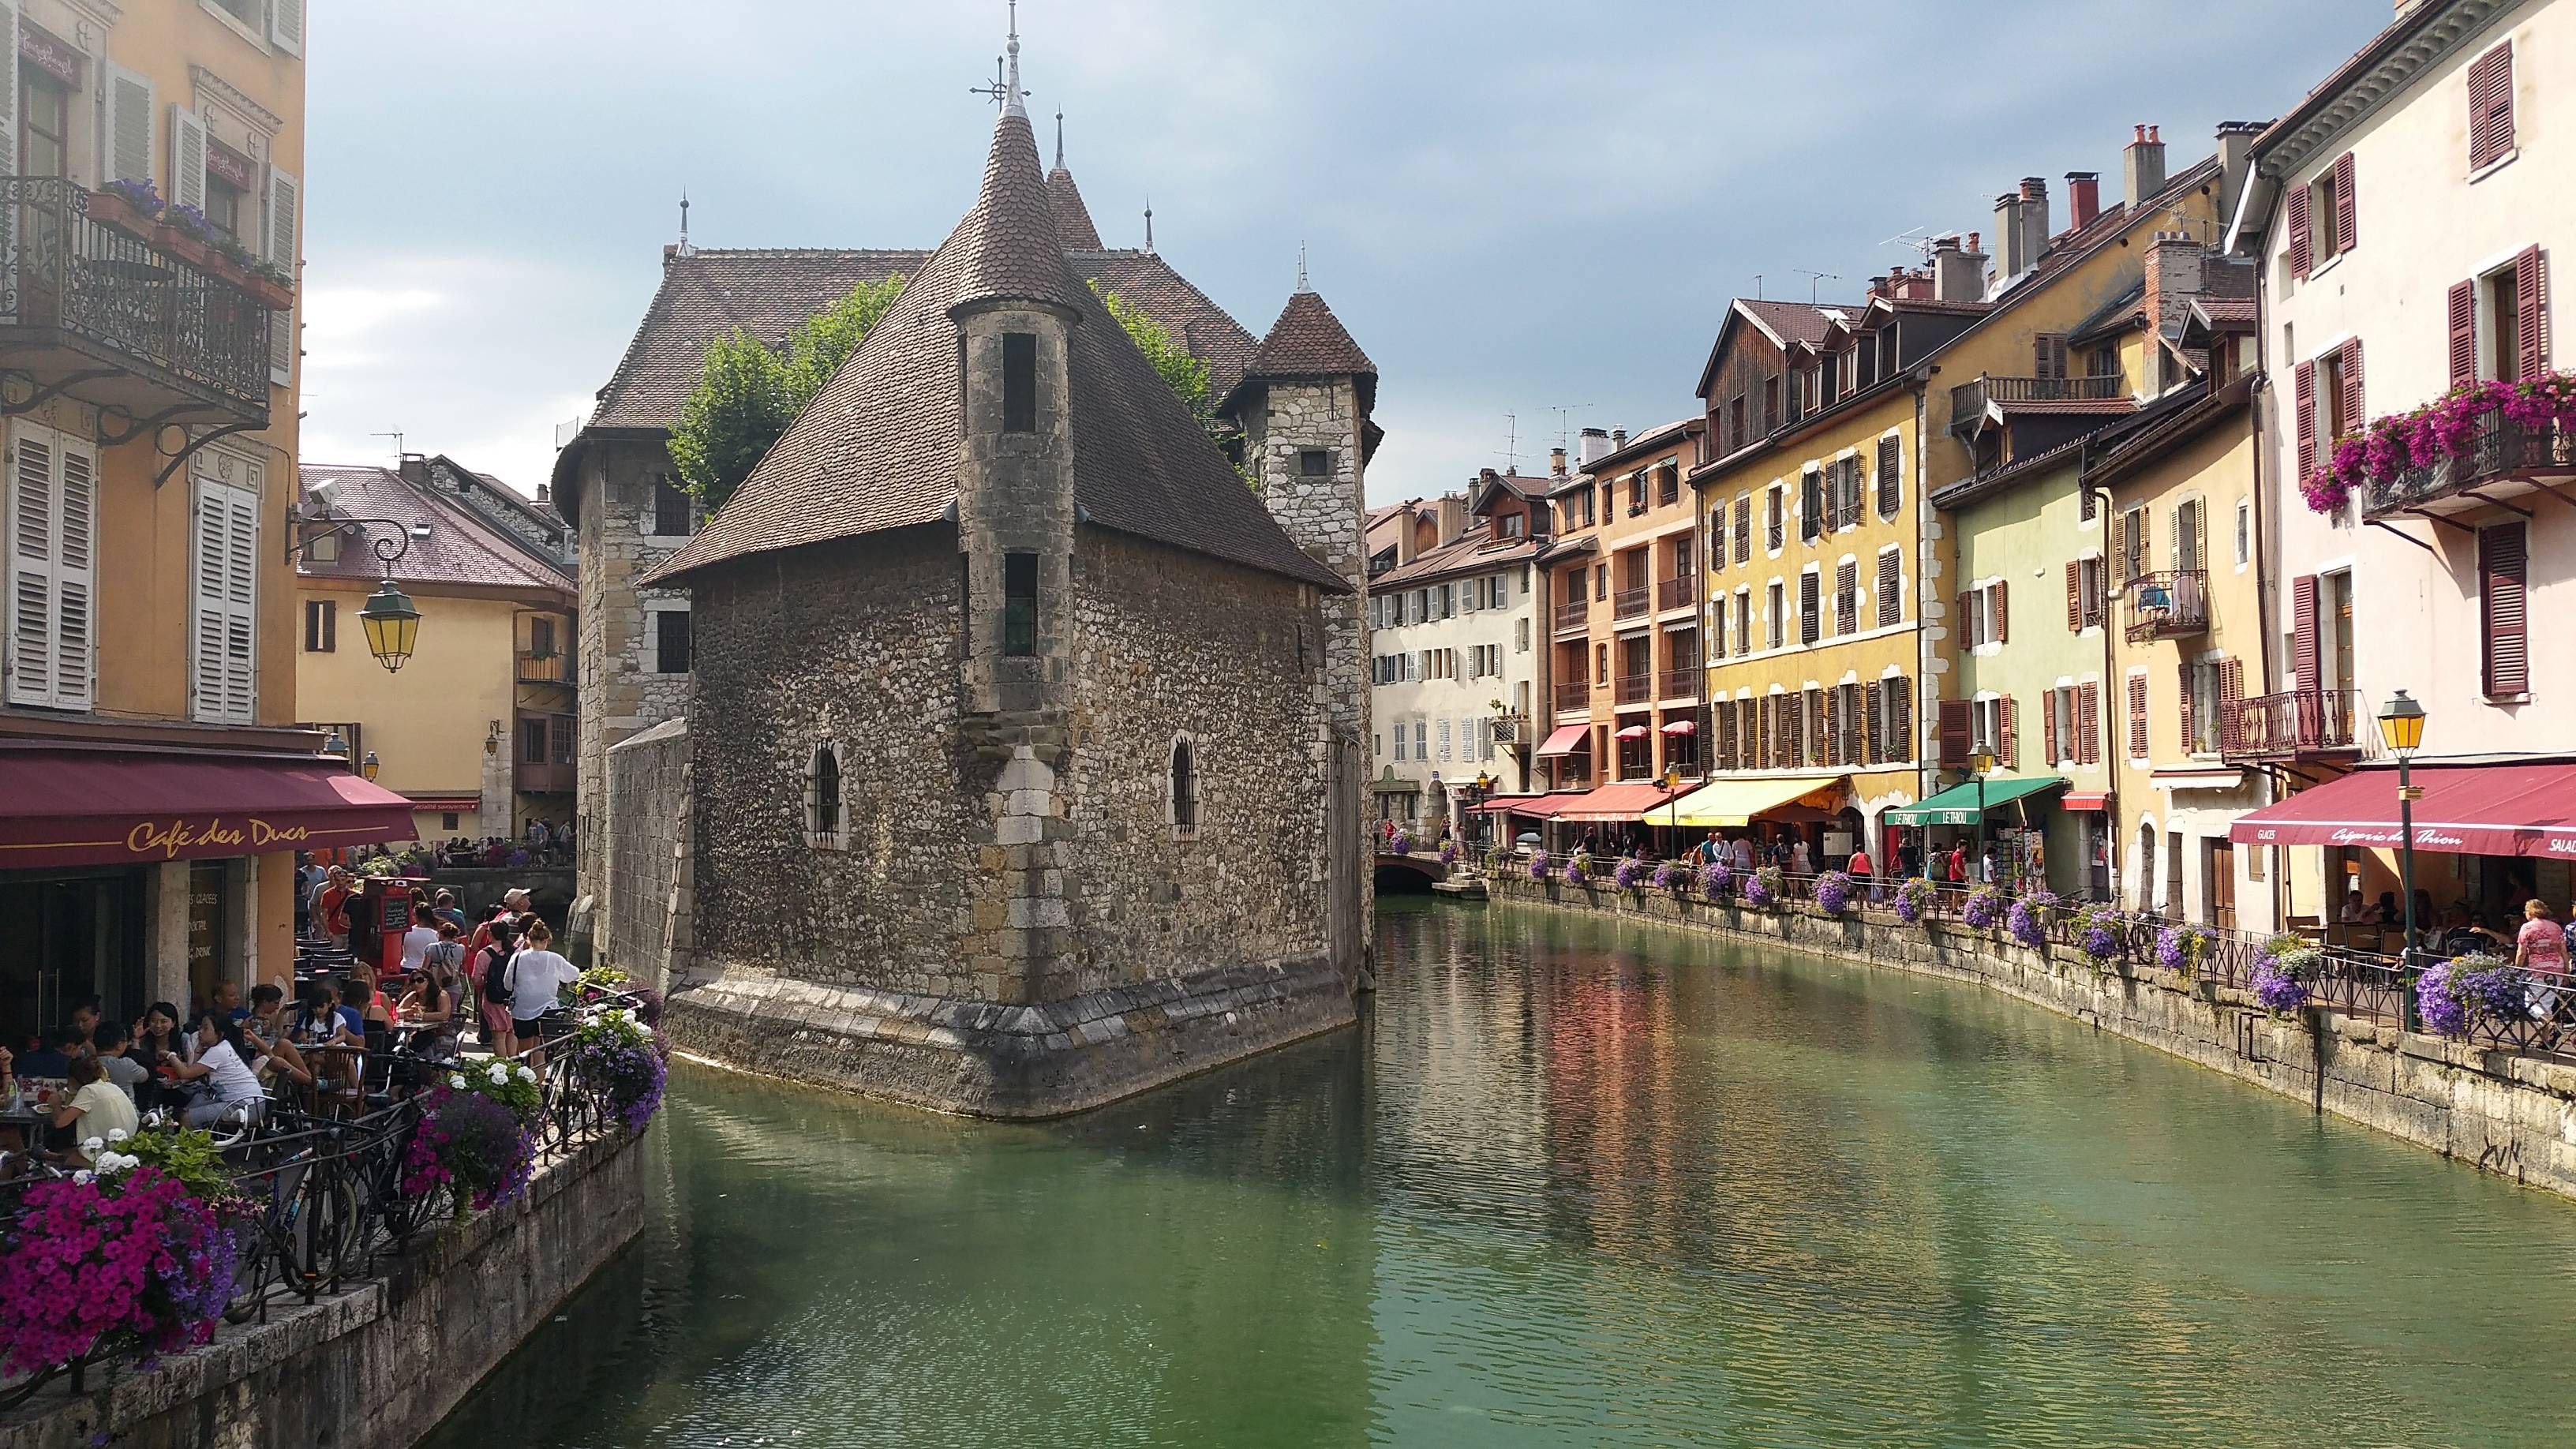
[2303, 371, 2576, 515]
[1813, 871, 1853, 915]
[1653, 860, 1688, 894]
[1894, 877, 1936, 926]
[1700, 861, 1735, 900]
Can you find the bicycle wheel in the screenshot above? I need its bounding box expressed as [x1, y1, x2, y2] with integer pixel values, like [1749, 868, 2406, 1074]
[225, 1220, 279, 1324]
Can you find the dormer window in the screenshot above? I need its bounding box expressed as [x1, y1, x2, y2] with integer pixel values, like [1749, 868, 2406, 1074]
[1002, 332, 1036, 432]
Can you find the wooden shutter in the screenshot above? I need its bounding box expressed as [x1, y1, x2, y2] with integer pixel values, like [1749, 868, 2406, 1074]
[1956, 590, 1972, 648]
[2469, 42, 2514, 171]
[2293, 361, 2317, 477]
[2291, 575, 2320, 694]
[1998, 697, 2017, 769]
[2288, 182, 2312, 278]
[1876, 434, 1900, 518]
[2178, 660, 2196, 752]
[1799, 571, 1819, 645]
[2076, 681, 2101, 766]
[2515, 246, 2548, 377]
[2333, 153, 2357, 254]
[1889, 679, 1913, 764]
[1733, 496, 1750, 564]
[170, 105, 208, 212]
[9, 430, 53, 707]
[1877, 549, 1900, 627]
[1825, 687, 1843, 766]
[1836, 560, 1855, 635]
[2035, 334, 2066, 380]
[1938, 698, 1971, 766]
[1801, 470, 1822, 541]
[1864, 680, 1883, 764]
[2043, 691, 2061, 767]
[105, 64, 154, 185]
[2064, 561, 2081, 633]
[2339, 339, 2364, 440]
[2126, 676, 2150, 758]
[2481, 523, 2529, 695]
[1806, 687, 1825, 768]
[270, 0, 305, 55]
[1994, 579, 2009, 643]
[2218, 659, 2245, 752]
[2449, 280, 2478, 391]
[192, 474, 260, 724]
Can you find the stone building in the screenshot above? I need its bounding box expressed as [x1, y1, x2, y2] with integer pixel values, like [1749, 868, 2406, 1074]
[627, 92, 1377, 1117]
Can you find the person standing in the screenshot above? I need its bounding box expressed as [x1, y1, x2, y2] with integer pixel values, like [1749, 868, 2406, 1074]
[1848, 840, 1874, 900]
[505, 919, 581, 1061]
[1732, 834, 1754, 874]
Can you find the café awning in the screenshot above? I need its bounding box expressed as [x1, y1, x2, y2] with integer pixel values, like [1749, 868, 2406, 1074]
[2230, 761, 2576, 858]
[1536, 724, 1591, 758]
[1883, 774, 2068, 826]
[1662, 775, 1842, 829]
[1552, 783, 1680, 822]
[0, 748, 419, 870]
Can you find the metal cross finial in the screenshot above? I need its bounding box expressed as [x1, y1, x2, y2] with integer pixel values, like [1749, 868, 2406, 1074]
[1054, 109, 1065, 170]
[1297, 241, 1309, 293]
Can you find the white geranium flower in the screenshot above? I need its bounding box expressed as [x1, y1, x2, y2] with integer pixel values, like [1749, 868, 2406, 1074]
[72, 1170, 92, 1185]
[448, 1073, 467, 1090]
[487, 1063, 511, 1085]
[95, 1152, 138, 1175]
[516, 1065, 537, 1083]
[106, 1128, 129, 1144]
[82, 1136, 103, 1154]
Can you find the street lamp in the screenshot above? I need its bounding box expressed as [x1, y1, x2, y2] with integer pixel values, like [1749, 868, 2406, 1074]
[1661, 762, 1682, 858]
[358, 579, 421, 673]
[1471, 770, 1493, 857]
[286, 510, 428, 672]
[2378, 689, 2428, 1029]
[361, 751, 382, 783]
[1971, 750, 1998, 889]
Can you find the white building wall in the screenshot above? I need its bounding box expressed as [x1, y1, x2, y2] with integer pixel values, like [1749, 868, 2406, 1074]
[1369, 563, 1541, 829]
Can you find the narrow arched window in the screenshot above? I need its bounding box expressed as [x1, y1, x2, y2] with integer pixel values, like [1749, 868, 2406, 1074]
[812, 743, 842, 841]
[1170, 738, 1197, 834]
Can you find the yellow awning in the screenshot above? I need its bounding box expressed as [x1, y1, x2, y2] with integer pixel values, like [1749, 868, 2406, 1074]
[1659, 775, 1844, 829]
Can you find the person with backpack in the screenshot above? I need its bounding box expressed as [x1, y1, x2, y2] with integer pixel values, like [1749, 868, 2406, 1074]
[476, 915, 522, 1055]
[505, 919, 581, 1063]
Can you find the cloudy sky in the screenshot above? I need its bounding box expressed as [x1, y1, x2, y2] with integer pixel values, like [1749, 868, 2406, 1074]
[304, 1, 2383, 505]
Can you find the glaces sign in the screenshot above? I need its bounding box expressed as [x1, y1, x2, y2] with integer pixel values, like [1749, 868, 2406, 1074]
[125, 818, 314, 859]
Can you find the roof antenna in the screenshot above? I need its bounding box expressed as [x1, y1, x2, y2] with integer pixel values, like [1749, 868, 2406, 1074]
[1495, 410, 1520, 474]
[1143, 198, 1155, 253]
[1296, 241, 1309, 294]
[1792, 268, 1840, 303]
[370, 429, 404, 463]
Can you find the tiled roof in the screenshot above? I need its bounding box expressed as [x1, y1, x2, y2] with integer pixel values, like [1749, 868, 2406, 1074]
[1241, 290, 1376, 380]
[1994, 397, 2139, 416]
[1373, 521, 1542, 589]
[1046, 167, 1104, 250]
[298, 464, 574, 597]
[1081, 249, 1256, 402]
[1736, 298, 1841, 349]
[2194, 297, 2259, 328]
[640, 112, 1344, 594]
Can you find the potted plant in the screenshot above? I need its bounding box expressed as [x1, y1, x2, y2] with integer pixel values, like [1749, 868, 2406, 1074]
[88, 177, 163, 238]
[153, 202, 215, 268]
[1812, 870, 1854, 915]
[1894, 877, 1936, 926]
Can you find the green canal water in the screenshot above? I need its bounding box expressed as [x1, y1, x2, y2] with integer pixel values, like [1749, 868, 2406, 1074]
[427, 900, 2576, 1447]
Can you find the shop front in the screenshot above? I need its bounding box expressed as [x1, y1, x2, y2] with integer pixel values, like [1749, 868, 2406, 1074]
[1884, 775, 2070, 892]
[1660, 776, 1847, 863]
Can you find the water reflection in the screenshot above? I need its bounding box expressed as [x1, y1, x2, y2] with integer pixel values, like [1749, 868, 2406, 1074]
[430, 899, 2576, 1447]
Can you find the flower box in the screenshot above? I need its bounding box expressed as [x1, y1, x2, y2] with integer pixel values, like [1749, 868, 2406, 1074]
[154, 222, 212, 271]
[85, 188, 158, 239]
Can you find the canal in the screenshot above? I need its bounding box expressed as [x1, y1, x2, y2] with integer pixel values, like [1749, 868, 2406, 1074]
[427, 899, 2576, 1446]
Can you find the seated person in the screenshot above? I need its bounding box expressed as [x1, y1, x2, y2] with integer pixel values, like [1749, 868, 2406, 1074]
[160, 1017, 271, 1130]
[2375, 890, 2402, 926]
[17, 1023, 80, 1080]
[50, 1051, 137, 1163]
[345, 978, 394, 1032]
[2338, 889, 2376, 924]
[91, 1022, 148, 1101]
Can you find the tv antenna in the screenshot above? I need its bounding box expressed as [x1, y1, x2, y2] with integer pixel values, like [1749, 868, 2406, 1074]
[370, 429, 404, 462]
[1496, 410, 1521, 474]
[1879, 227, 1938, 261]
[1791, 268, 1840, 304]
[1548, 404, 1593, 456]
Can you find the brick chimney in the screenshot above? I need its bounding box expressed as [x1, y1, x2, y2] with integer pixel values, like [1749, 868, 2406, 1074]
[1396, 501, 1423, 565]
[1932, 233, 1986, 302]
[2125, 124, 2167, 208]
[2142, 231, 2207, 358]
[1549, 446, 1567, 480]
[396, 453, 430, 487]
[1436, 494, 1470, 545]
[2065, 171, 2101, 231]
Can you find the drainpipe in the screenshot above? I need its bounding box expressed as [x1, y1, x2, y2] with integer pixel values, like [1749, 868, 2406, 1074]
[2250, 263, 2282, 927]
[2080, 444, 2120, 906]
[1912, 373, 1935, 848]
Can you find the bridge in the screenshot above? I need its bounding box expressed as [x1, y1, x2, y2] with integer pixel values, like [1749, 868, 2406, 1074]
[1374, 850, 1452, 892]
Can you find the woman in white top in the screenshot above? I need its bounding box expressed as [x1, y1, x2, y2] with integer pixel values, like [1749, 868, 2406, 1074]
[507, 918, 582, 1061]
[164, 1016, 269, 1129]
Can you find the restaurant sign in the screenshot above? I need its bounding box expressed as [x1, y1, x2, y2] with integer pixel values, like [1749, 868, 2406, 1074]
[18, 26, 80, 88]
[205, 140, 259, 191]
[0, 811, 410, 871]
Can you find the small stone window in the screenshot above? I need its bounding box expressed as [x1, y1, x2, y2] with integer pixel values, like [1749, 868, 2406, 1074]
[1299, 448, 1331, 477]
[1003, 552, 1039, 657]
[652, 476, 695, 537]
[1002, 332, 1037, 433]
[807, 741, 847, 851]
[1169, 735, 1199, 840]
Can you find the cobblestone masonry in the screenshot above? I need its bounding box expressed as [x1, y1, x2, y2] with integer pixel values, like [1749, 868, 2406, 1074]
[605, 717, 691, 985]
[574, 438, 697, 914]
[1486, 874, 2576, 1202]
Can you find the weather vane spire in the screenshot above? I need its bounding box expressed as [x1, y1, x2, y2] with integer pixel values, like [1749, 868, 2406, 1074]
[968, 1, 1031, 115]
[1297, 241, 1309, 293]
[1054, 108, 1065, 170]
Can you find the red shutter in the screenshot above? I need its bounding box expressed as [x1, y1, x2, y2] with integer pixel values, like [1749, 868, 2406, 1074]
[2469, 43, 2514, 171]
[2340, 339, 2364, 439]
[2043, 691, 2061, 766]
[2291, 575, 2320, 695]
[2293, 361, 2317, 477]
[2126, 676, 2149, 758]
[2065, 561, 2081, 633]
[2449, 280, 2478, 391]
[1998, 697, 2018, 769]
[1938, 698, 1971, 766]
[2288, 184, 2312, 278]
[1956, 590, 1972, 649]
[2333, 152, 2357, 254]
[2219, 659, 2245, 753]
[2516, 245, 2549, 378]
[2077, 682, 2101, 766]
[2482, 524, 2529, 695]
[1994, 579, 2009, 643]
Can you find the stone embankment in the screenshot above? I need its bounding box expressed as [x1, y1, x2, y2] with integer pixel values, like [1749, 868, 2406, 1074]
[1483, 873, 2576, 1201]
[0, 1131, 648, 1449]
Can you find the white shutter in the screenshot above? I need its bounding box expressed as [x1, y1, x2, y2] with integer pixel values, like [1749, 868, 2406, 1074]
[269, 0, 305, 56]
[192, 472, 260, 724]
[106, 64, 155, 185]
[9, 430, 55, 707]
[0, 3, 18, 195]
[170, 106, 208, 213]
[266, 167, 299, 384]
[52, 442, 92, 709]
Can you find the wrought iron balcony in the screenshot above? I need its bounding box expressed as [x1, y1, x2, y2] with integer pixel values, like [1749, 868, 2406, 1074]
[2121, 569, 2208, 642]
[0, 178, 273, 427]
[1656, 574, 1695, 612]
[1553, 680, 1590, 713]
[1553, 598, 1589, 633]
[1612, 586, 1650, 620]
[2365, 412, 2576, 518]
[1948, 373, 2125, 435]
[1615, 672, 1653, 705]
[1659, 667, 1701, 700]
[2226, 689, 2362, 762]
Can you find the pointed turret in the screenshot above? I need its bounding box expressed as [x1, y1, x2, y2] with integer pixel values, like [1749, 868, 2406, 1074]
[1044, 112, 1106, 251]
[949, 110, 1092, 320]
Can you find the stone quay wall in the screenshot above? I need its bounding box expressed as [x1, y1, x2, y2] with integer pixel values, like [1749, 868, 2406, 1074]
[1483, 872, 2576, 1202]
[0, 1129, 649, 1449]
[603, 717, 692, 987]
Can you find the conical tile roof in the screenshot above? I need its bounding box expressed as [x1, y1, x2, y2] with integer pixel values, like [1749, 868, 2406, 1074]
[948, 112, 1092, 317]
[1046, 167, 1104, 250]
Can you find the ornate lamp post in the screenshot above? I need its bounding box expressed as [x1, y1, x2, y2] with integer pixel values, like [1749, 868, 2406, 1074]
[286, 506, 425, 673]
[1971, 749, 1998, 888]
[2377, 689, 2428, 1029]
[357, 580, 421, 674]
[1470, 770, 1493, 857]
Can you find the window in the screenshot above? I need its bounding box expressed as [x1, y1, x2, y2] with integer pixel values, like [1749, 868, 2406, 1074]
[1596, 642, 1608, 684]
[812, 744, 843, 840]
[1516, 617, 1530, 653]
[1709, 598, 1725, 658]
[205, 172, 247, 244]
[19, 59, 68, 177]
[520, 717, 549, 765]
[1728, 395, 1747, 452]
[1709, 507, 1727, 571]
[1299, 449, 1330, 477]
[441, 812, 461, 832]
[2126, 674, 2151, 758]
[2481, 522, 2529, 696]
[1834, 560, 1856, 636]
[1413, 721, 1427, 758]
[1594, 564, 1608, 601]
[2469, 41, 2514, 171]
[303, 598, 335, 653]
[1002, 332, 1037, 432]
[2066, 556, 2106, 632]
[2118, 507, 2147, 581]
[1500, 511, 1525, 540]
[2307, 154, 2353, 261]
[1170, 738, 1198, 833]
[1877, 548, 1902, 628]
[1874, 435, 1901, 519]
[653, 607, 692, 674]
[1735, 590, 1751, 657]
[1438, 719, 1452, 762]
[1765, 487, 1784, 551]
[1657, 464, 1680, 507]
[653, 477, 695, 537]
[1003, 552, 1039, 657]
[1798, 571, 1820, 646]
[1834, 457, 1863, 531]
[1734, 496, 1752, 564]
[189, 466, 257, 724]
[1799, 469, 1822, 543]
[1627, 474, 1646, 514]
[2233, 500, 2251, 567]
[1392, 724, 1406, 761]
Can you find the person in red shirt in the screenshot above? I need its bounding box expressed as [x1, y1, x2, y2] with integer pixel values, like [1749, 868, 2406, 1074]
[316, 867, 354, 949]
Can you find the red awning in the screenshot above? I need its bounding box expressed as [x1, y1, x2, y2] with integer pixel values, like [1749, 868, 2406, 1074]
[2061, 792, 2111, 811]
[2230, 762, 2576, 859]
[1466, 794, 1548, 814]
[1536, 724, 1591, 758]
[1660, 719, 1697, 736]
[1614, 724, 1649, 740]
[0, 749, 419, 871]
[1551, 783, 1679, 822]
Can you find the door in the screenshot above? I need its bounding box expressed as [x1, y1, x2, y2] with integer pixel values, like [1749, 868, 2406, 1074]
[2206, 840, 2237, 931]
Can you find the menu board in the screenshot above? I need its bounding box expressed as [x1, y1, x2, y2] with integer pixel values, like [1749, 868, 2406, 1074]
[188, 860, 227, 1007]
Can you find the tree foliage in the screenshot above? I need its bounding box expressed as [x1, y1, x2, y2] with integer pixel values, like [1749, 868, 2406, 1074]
[1092, 281, 1213, 429]
[669, 275, 907, 514]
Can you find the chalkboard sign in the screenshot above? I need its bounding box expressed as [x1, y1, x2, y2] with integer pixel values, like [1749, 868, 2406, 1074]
[380, 886, 412, 933]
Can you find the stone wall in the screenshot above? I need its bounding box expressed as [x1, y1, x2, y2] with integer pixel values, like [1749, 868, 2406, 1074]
[0, 1131, 650, 1449]
[604, 717, 691, 986]
[1483, 873, 2576, 1201]
[573, 436, 696, 912]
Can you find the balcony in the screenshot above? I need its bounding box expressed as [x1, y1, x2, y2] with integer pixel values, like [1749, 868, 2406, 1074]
[1659, 667, 1701, 701]
[1553, 680, 1590, 714]
[2226, 690, 2363, 762]
[1656, 574, 1695, 612]
[515, 760, 575, 793]
[2365, 413, 2576, 518]
[1553, 598, 1589, 634]
[0, 178, 275, 426]
[515, 651, 571, 684]
[1615, 672, 1653, 705]
[1948, 373, 2125, 436]
[1612, 586, 1650, 621]
[2121, 570, 2209, 643]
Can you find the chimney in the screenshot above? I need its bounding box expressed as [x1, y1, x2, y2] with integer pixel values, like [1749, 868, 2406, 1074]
[1577, 426, 1612, 470]
[2125, 124, 2167, 209]
[2018, 177, 2052, 267]
[2065, 171, 2101, 231]
[1395, 501, 1424, 565]
[1932, 234, 1986, 302]
[2142, 231, 2207, 358]
[1994, 191, 2026, 276]
[535, 482, 551, 504]
[1609, 428, 1627, 454]
[2215, 121, 2263, 224]
[396, 453, 430, 487]
[1549, 446, 1568, 479]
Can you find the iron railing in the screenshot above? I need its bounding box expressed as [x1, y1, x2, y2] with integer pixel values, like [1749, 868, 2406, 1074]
[0, 177, 272, 417]
[1612, 586, 1651, 620]
[1614, 672, 1653, 705]
[1657, 575, 1695, 612]
[1658, 667, 1700, 699]
[2226, 688, 2362, 760]
[1553, 598, 1589, 633]
[2367, 412, 2576, 516]
[1553, 680, 1590, 713]
[1949, 372, 2125, 431]
[2121, 569, 2209, 642]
